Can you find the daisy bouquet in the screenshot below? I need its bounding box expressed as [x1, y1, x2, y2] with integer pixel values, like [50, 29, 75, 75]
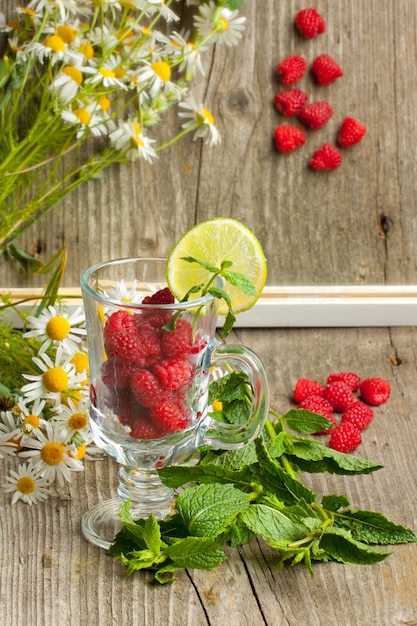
[0, 0, 246, 254]
[0, 298, 97, 505]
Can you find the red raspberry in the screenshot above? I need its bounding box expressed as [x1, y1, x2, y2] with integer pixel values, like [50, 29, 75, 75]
[274, 126, 307, 154]
[277, 55, 307, 86]
[311, 54, 343, 86]
[298, 395, 333, 418]
[161, 318, 193, 356]
[136, 325, 162, 364]
[104, 310, 136, 339]
[131, 369, 168, 407]
[299, 102, 333, 130]
[153, 357, 193, 390]
[297, 395, 335, 434]
[150, 399, 189, 433]
[274, 89, 308, 117]
[327, 372, 362, 392]
[341, 402, 374, 430]
[359, 378, 391, 406]
[129, 414, 167, 439]
[309, 144, 342, 171]
[101, 359, 135, 387]
[142, 287, 175, 305]
[105, 331, 143, 364]
[322, 381, 358, 412]
[295, 7, 326, 39]
[337, 117, 367, 148]
[329, 422, 362, 453]
[293, 377, 325, 403]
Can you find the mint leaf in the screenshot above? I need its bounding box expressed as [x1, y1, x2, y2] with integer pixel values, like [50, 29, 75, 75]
[282, 408, 335, 435]
[158, 462, 254, 489]
[209, 372, 248, 403]
[335, 509, 417, 545]
[200, 443, 258, 469]
[255, 437, 317, 505]
[321, 494, 350, 511]
[180, 255, 218, 274]
[320, 528, 390, 565]
[165, 536, 226, 568]
[241, 504, 310, 546]
[286, 437, 383, 475]
[143, 515, 162, 555]
[221, 269, 257, 295]
[176, 483, 250, 537]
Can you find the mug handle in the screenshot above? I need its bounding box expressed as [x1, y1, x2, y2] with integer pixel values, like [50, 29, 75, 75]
[202, 342, 270, 449]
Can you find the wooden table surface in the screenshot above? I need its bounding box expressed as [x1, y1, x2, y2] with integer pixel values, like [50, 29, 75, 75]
[1, 326, 416, 626]
[1, 0, 417, 624]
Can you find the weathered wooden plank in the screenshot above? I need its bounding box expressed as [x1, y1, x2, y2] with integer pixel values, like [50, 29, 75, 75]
[1, 326, 417, 625]
[2, 0, 417, 290]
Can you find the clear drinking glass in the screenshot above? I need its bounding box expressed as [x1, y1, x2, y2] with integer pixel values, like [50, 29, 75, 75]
[80, 257, 270, 549]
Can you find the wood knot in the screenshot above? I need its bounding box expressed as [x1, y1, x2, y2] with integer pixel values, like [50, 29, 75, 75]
[226, 89, 250, 114]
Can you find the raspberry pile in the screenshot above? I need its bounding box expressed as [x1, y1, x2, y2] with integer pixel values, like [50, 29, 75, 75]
[292, 372, 391, 453]
[98, 288, 206, 439]
[273, 7, 366, 170]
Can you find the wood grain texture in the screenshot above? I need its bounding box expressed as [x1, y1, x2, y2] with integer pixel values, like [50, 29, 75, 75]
[2, 0, 417, 289]
[1, 326, 417, 626]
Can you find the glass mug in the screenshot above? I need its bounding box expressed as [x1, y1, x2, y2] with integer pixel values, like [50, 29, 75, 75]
[80, 257, 270, 548]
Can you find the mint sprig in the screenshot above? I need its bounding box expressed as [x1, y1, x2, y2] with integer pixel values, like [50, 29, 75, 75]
[178, 256, 257, 338]
[109, 373, 416, 583]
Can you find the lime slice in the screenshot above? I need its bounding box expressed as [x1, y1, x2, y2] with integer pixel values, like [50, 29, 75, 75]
[166, 218, 267, 316]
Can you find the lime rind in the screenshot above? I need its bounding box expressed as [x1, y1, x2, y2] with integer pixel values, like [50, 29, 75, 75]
[166, 218, 267, 317]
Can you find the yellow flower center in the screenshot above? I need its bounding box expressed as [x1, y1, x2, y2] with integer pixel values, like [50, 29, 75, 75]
[63, 66, 83, 86]
[17, 476, 36, 495]
[74, 108, 91, 125]
[68, 412, 88, 431]
[43, 367, 69, 393]
[141, 27, 152, 37]
[41, 441, 65, 466]
[130, 122, 144, 148]
[78, 43, 94, 59]
[217, 17, 230, 33]
[57, 25, 75, 44]
[44, 35, 65, 53]
[25, 414, 41, 429]
[99, 96, 110, 112]
[61, 391, 81, 407]
[198, 107, 215, 126]
[151, 61, 171, 82]
[46, 315, 70, 340]
[212, 400, 223, 411]
[70, 352, 88, 374]
[75, 442, 86, 460]
[100, 68, 116, 78]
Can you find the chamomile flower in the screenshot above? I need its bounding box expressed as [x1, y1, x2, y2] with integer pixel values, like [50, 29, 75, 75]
[27, 0, 91, 21]
[50, 65, 84, 103]
[136, 59, 181, 99]
[21, 346, 84, 407]
[18, 398, 48, 437]
[21, 33, 82, 66]
[54, 396, 90, 437]
[19, 421, 83, 486]
[167, 30, 206, 76]
[106, 279, 144, 304]
[84, 55, 127, 89]
[23, 305, 86, 355]
[145, 0, 179, 23]
[194, 1, 246, 47]
[3, 461, 52, 505]
[0, 432, 19, 458]
[61, 102, 110, 138]
[109, 120, 157, 162]
[178, 96, 220, 146]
